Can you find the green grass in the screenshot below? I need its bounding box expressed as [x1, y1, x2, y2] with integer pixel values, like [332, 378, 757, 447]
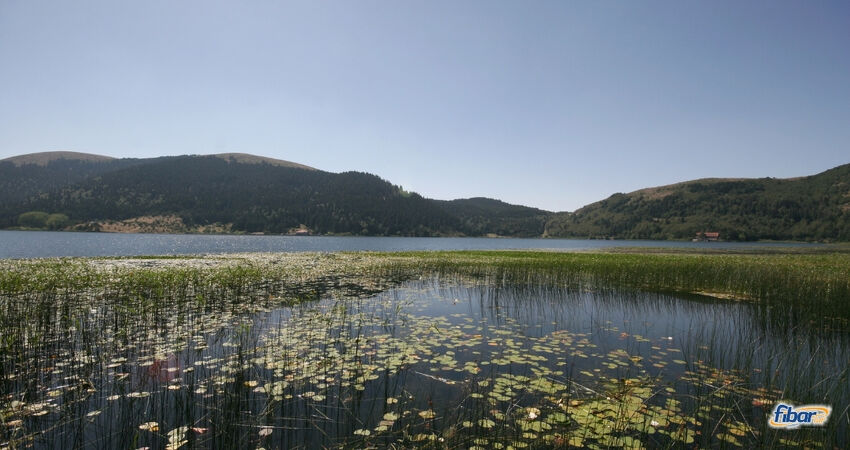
[407, 250, 850, 319]
[5, 250, 850, 306]
[1, 250, 848, 448]
[2, 250, 849, 335]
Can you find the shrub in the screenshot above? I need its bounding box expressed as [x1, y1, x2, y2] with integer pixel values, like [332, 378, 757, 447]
[17, 211, 49, 228]
[46, 213, 69, 230]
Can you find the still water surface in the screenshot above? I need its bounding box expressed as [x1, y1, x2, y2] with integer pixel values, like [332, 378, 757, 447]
[3, 276, 846, 448]
[0, 230, 818, 258]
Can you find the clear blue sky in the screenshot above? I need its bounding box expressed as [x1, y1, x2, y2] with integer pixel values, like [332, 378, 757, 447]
[1, 1, 848, 212]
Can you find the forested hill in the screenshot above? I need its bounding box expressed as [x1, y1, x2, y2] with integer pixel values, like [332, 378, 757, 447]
[434, 198, 550, 238]
[3, 152, 849, 240]
[0, 152, 145, 203]
[544, 164, 850, 242]
[0, 153, 548, 236]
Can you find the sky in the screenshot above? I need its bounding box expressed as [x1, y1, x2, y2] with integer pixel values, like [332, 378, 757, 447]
[1, 1, 848, 212]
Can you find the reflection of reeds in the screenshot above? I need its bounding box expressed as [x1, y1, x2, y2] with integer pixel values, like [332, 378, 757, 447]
[1, 251, 849, 448]
[418, 251, 850, 318]
[414, 277, 850, 448]
[4, 251, 850, 320]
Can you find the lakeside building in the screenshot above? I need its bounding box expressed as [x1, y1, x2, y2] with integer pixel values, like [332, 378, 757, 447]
[694, 231, 720, 242]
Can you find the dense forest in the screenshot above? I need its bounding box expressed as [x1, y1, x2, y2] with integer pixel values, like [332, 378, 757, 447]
[0, 153, 547, 236]
[0, 156, 143, 203]
[544, 164, 850, 242]
[434, 198, 550, 238]
[2, 152, 849, 241]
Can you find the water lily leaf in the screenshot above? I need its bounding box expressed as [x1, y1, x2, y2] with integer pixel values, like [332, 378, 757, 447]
[411, 433, 434, 441]
[167, 426, 188, 443]
[478, 419, 495, 429]
[547, 412, 567, 423]
[165, 440, 187, 450]
[139, 422, 159, 432]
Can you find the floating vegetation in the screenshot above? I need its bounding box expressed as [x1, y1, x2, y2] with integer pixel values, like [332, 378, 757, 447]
[1, 251, 849, 448]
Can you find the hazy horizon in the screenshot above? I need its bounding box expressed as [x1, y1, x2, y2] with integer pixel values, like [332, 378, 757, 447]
[2, 1, 848, 211]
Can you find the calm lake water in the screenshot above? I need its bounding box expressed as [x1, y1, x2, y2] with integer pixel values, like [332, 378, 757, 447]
[0, 230, 819, 258]
[3, 275, 845, 448]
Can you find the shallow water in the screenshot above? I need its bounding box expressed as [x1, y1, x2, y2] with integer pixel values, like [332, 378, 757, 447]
[0, 230, 820, 258]
[1, 277, 846, 448]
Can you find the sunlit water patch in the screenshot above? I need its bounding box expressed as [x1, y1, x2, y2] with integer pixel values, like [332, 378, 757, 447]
[2, 277, 848, 448]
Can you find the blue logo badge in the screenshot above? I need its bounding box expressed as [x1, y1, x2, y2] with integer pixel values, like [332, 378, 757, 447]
[769, 402, 831, 429]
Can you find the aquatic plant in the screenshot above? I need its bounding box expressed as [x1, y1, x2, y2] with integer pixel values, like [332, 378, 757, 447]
[1, 251, 848, 448]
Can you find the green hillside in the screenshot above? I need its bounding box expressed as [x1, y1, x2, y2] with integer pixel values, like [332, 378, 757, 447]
[544, 164, 850, 242]
[434, 197, 550, 237]
[0, 153, 547, 236]
[4, 151, 849, 241]
[0, 154, 144, 203]
[1, 150, 116, 166]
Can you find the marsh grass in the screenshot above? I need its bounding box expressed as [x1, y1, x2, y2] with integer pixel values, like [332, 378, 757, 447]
[1, 250, 849, 448]
[409, 251, 850, 323]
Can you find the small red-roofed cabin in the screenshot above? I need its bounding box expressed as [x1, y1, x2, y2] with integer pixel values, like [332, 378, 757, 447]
[694, 231, 720, 242]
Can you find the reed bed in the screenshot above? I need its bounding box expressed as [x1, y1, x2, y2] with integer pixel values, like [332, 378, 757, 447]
[1, 250, 848, 448]
[4, 251, 849, 312]
[411, 251, 850, 321]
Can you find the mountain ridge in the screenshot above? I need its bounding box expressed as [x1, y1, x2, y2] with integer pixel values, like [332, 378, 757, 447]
[2, 151, 116, 166]
[544, 163, 850, 242]
[1, 151, 848, 241]
[207, 153, 316, 170]
[0, 153, 547, 237]
[2, 151, 315, 170]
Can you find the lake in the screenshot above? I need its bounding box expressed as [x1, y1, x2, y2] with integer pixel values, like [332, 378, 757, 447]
[1, 264, 845, 448]
[0, 230, 819, 258]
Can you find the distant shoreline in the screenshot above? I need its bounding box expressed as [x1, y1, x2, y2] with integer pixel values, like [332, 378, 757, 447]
[1, 227, 835, 245]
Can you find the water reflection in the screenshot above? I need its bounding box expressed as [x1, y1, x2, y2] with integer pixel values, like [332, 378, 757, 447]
[0, 230, 821, 258]
[1, 276, 847, 448]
